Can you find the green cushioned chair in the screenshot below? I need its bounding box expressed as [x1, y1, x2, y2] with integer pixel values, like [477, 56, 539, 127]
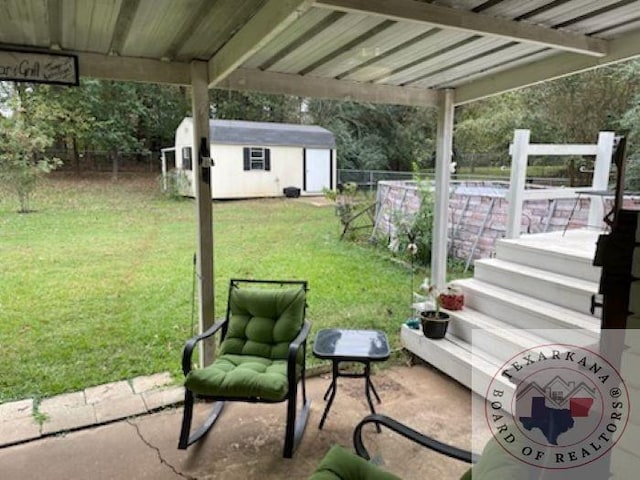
[310, 414, 478, 479]
[311, 414, 541, 479]
[178, 279, 311, 458]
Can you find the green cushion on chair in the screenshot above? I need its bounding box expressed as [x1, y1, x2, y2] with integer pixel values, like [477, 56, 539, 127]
[467, 435, 531, 479]
[185, 354, 289, 401]
[309, 445, 401, 480]
[184, 285, 306, 401]
[222, 287, 306, 360]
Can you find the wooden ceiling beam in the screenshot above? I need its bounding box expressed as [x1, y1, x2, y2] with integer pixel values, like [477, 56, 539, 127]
[108, 0, 141, 56]
[218, 67, 438, 107]
[314, 0, 608, 57]
[207, 0, 315, 87]
[78, 52, 190, 85]
[455, 28, 640, 105]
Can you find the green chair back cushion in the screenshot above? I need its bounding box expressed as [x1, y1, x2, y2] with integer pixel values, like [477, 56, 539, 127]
[309, 445, 401, 480]
[221, 286, 306, 360]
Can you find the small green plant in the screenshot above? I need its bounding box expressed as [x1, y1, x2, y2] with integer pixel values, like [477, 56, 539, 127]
[32, 399, 49, 426]
[324, 182, 374, 241]
[415, 277, 444, 316]
[390, 178, 434, 267]
[323, 182, 358, 221]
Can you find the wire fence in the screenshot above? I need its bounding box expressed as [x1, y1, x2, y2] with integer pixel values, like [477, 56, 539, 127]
[337, 169, 572, 190]
[47, 150, 156, 173]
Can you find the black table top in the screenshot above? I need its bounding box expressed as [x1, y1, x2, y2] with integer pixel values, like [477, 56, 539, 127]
[312, 328, 390, 361]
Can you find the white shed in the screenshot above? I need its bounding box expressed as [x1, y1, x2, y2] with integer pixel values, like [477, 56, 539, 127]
[171, 117, 336, 199]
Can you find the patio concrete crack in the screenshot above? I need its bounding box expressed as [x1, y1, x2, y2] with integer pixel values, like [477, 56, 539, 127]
[126, 419, 196, 480]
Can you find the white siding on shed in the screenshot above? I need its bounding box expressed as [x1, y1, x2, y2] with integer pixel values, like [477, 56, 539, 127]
[173, 117, 336, 199]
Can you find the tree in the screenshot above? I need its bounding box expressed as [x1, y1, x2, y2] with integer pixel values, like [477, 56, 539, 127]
[620, 86, 640, 189]
[455, 91, 529, 165]
[307, 99, 437, 171]
[81, 80, 149, 179]
[210, 89, 302, 123]
[0, 83, 61, 212]
[453, 60, 640, 183]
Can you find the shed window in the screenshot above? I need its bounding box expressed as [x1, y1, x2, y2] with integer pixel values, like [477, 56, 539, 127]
[243, 147, 271, 171]
[182, 147, 192, 170]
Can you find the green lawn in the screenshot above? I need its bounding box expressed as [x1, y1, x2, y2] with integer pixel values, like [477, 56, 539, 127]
[0, 173, 420, 403]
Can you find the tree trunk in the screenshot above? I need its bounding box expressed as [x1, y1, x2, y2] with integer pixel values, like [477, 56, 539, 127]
[112, 151, 119, 181]
[73, 137, 80, 176]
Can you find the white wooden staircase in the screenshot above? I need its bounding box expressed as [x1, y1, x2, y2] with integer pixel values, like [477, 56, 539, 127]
[401, 229, 603, 401]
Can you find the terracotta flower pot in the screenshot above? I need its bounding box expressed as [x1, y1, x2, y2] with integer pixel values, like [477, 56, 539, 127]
[439, 292, 464, 311]
[420, 311, 450, 339]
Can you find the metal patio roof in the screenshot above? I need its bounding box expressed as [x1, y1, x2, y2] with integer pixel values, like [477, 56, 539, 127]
[2, 0, 640, 107]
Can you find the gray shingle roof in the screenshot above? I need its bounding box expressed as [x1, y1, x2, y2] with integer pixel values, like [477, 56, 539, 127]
[208, 119, 335, 148]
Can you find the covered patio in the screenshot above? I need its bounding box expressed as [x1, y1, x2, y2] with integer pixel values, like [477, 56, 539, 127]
[3, 0, 639, 360]
[0, 364, 476, 480]
[2, 0, 640, 478]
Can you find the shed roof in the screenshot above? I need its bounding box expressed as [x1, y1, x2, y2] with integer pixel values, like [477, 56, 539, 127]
[204, 119, 336, 148]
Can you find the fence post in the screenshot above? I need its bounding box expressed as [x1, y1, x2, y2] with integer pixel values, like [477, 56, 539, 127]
[506, 129, 530, 239]
[588, 131, 615, 228]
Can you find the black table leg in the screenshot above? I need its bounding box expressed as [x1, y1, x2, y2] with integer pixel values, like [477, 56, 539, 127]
[318, 360, 339, 430]
[367, 377, 382, 403]
[322, 380, 334, 401]
[363, 363, 382, 433]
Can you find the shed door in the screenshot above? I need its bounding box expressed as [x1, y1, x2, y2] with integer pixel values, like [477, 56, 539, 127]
[305, 149, 331, 193]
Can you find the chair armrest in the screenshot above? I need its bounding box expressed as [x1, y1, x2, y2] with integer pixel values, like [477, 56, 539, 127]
[353, 413, 479, 464]
[287, 320, 312, 382]
[181, 319, 227, 376]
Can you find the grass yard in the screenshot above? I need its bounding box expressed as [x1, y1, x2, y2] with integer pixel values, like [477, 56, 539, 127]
[0, 173, 422, 403]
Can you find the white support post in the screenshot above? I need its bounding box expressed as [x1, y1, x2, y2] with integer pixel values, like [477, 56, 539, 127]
[160, 150, 168, 192]
[588, 131, 615, 228]
[506, 129, 530, 239]
[190, 61, 215, 368]
[431, 89, 455, 289]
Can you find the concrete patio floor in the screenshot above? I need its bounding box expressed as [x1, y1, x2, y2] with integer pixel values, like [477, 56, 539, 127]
[0, 363, 477, 480]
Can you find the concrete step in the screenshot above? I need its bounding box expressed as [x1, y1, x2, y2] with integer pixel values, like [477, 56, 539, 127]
[495, 230, 601, 283]
[444, 306, 594, 364]
[400, 325, 514, 405]
[473, 258, 598, 314]
[401, 318, 599, 406]
[452, 278, 600, 344]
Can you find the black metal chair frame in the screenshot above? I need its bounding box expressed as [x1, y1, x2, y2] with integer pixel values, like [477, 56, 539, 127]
[178, 278, 311, 458]
[353, 413, 480, 464]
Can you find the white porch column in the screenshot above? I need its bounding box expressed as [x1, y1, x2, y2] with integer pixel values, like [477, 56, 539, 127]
[431, 89, 455, 289]
[588, 131, 615, 228]
[190, 61, 215, 368]
[505, 129, 530, 239]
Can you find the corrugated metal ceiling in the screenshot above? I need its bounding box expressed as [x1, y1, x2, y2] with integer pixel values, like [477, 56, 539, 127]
[1, 0, 639, 104]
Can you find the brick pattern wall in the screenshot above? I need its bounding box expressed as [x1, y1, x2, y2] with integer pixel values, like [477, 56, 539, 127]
[373, 181, 640, 265]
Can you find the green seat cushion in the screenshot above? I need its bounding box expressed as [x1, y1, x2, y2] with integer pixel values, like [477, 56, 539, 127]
[309, 445, 401, 480]
[468, 434, 532, 479]
[185, 354, 289, 401]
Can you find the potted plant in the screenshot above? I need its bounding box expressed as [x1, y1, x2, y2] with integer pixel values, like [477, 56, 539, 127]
[417, 280, 450, 339]
[438, 284, 464, 311]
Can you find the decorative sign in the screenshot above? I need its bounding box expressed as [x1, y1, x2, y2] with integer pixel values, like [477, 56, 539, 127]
[0, 50, 78, 86]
